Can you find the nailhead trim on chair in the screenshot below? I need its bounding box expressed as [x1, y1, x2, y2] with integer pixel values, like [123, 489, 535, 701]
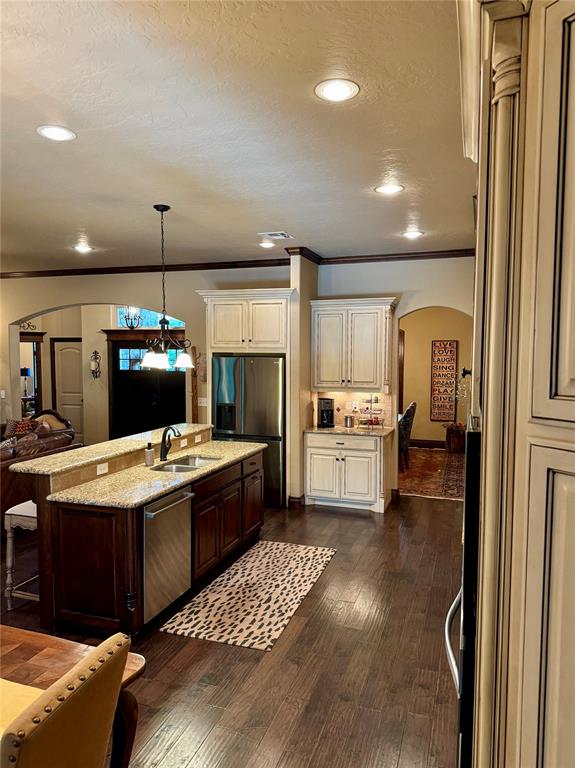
[3, 634, 130, 766]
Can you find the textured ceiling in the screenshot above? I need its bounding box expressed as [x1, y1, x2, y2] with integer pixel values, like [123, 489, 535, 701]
[1, 0, 476, 271]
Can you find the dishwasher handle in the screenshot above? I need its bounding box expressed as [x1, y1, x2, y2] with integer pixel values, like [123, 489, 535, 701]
[445, 587, 462, 697]
[145, 491, 194, 519]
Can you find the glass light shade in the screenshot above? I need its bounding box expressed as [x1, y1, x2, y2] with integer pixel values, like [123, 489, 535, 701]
[141, 350, 156, 368]
[175, 351, 194, 369]
[314, 79, 360, 102]
[153, 352, 169, 369]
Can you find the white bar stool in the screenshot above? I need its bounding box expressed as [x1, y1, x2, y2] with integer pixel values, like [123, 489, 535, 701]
[4, 499, 39, 610]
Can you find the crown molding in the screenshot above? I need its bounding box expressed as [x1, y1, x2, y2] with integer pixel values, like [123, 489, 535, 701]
[0, 258, 291, 280]
[318, 248, 475, 265]
[284, 246, 323, 264]
[0, 248, 474, 279]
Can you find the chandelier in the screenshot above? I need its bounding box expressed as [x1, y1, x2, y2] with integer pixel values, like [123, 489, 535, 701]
[142, 204, 194, 370]
[120, 305, 141, 330]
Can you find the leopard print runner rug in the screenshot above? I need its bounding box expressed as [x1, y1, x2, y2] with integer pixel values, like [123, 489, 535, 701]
[161, 540, 336, 651]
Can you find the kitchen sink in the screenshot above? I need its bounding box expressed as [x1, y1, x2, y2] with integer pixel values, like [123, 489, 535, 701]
[151, 455, 220, 472]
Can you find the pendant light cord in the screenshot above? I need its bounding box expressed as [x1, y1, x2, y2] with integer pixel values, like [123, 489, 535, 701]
[160, 209, 167, 318]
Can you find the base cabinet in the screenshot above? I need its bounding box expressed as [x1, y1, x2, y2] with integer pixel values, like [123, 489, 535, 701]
[194, 496, 221, 579]
[49, 451, 264, 634]
[305, 433, 383, 511]
[243, 469, 264, 537]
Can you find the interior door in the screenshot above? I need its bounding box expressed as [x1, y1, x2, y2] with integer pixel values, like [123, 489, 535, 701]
[110, 341, 185, 438]
[53, 339, 83, 443]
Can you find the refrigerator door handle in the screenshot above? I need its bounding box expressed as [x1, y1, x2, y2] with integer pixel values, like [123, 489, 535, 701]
[445, 587, 462, 697]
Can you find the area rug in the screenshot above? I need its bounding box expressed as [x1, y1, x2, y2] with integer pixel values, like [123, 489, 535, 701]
[399, 448, 465, 500]
[161, 540, 336, 651]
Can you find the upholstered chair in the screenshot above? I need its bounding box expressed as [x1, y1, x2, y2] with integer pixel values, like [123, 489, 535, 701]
[398, 401, 417, 471]
[0, 633, 130, 767]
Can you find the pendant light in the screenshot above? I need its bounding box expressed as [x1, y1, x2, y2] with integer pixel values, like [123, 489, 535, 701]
[142, 204, 194, 370]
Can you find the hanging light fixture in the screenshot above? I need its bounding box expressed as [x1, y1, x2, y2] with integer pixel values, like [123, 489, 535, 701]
[142, 204, 194, 370]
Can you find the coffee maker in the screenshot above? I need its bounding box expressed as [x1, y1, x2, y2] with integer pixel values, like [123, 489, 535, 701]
[318, 398, 335, 428]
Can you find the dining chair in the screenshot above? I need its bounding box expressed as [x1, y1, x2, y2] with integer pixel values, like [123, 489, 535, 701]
[0, 632, 130, 767]
[398, 401, 417, 471]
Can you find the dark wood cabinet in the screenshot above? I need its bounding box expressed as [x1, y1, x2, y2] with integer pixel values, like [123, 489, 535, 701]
[48, 450, 264, 634]
[220, 480, 242, 557]
[243, 469, 264, 538]
[194, 496, 220, 579]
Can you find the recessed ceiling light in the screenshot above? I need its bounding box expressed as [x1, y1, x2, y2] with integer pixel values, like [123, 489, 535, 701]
[375, 184, 404, 195]
[74, 242, 94, 254]
[402, 230, 424, 240]
[36, 124, 77, 142]
[259, 241, 275, 249]
[314, 79, 360, 103]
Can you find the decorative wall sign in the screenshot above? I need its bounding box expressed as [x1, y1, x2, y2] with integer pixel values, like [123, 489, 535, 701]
[430, 340, 458, 422]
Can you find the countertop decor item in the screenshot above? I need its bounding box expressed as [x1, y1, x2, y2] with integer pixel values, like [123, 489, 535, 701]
[142, 204, 194, 370]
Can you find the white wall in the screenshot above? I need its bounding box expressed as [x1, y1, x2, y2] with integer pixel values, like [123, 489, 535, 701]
[318, 257, 475, 317]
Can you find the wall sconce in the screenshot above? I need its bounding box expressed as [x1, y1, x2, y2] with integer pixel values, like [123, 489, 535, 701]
[90, 350, 102, 379]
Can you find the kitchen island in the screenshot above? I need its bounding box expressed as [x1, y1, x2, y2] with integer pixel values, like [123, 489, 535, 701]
[11, 424, 266, 634]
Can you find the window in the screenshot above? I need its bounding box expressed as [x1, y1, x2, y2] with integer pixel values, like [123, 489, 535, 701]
[116, 307, 184, 329]
[117, 348, 182, 372]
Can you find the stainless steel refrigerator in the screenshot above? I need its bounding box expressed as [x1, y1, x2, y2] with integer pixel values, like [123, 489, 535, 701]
[212, 354, 285, 508]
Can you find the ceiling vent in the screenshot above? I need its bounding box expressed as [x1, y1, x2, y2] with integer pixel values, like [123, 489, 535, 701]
[256, 231, 295, 240]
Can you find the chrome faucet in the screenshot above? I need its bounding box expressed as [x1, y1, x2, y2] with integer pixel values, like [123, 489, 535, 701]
[159, 425, 181, 461]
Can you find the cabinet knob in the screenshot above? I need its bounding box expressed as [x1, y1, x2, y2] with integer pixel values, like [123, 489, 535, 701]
[347, 379, 351, 383]
[242, 339, 245, 343]
[341, 457, 346, 462]
[336, 458, 340, 462]
[249, 339, 252, 343]
[341, 379, 345, 383]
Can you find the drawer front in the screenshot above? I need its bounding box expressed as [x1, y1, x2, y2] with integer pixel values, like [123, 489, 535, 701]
[306, 433, 379, 452]
[193, 462, 241, 502]
[242, 452, 263, 476]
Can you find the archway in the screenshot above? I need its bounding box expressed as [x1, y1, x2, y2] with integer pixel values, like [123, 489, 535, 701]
[8, 303, 193, 445]
[398, 306, 472, 501]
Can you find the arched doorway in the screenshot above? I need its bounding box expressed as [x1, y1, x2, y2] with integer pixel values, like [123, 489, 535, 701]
[398, 306, 472, 500]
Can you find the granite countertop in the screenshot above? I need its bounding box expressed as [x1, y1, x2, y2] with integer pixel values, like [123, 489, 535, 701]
[11, 423, 211, 476]
[305, 425, 395, 438]
[46, 440, 267, 509]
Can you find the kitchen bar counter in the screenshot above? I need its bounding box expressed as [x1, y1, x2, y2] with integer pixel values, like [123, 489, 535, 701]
[10, 422, 212, 476]
[46, 440, 266, 509]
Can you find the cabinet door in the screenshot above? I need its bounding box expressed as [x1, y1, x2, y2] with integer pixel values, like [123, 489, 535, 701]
[210, 301, 247, 348]
[243, 469, 264, 538]
[348, 309, 382, 389]
[306, 449, 340, 499]
[221, 480, 242, 557]
[312, 309, 346, 389]
[248, 299, 287, 349]
[340, 451, 378, 503]
[194, 495, 220, 579]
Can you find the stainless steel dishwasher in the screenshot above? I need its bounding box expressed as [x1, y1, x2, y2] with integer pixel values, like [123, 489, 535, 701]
[143, 486, 193, 624]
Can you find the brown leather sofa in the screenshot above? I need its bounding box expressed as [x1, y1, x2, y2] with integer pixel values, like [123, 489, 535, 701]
[0, 410, 81, 530]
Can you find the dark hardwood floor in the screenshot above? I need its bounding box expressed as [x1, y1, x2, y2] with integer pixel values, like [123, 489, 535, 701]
[1, 495, 462, 767]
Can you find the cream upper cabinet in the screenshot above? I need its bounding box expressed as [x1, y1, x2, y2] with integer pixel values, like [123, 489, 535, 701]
[311, 298, 396, 391]
[210, 300, 246, 348]
[313, 310, 346, 388]
[199, 290, 293, 352]
[348, 308, 382, 389]
[248, 299, 287, 349]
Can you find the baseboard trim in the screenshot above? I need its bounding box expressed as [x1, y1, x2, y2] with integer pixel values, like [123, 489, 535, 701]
[410, 439, 445, 449]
